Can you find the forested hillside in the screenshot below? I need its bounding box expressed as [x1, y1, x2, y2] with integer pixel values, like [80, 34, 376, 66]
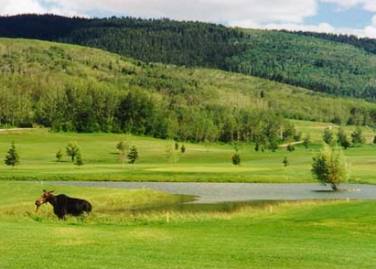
[0, 39, 375, 146]
[1, 15, 376, 99]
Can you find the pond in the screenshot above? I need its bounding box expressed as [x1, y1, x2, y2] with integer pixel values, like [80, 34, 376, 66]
[45, 182, 376, 204]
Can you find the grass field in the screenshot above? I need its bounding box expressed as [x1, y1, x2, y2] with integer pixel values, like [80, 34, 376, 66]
[0, 181, 375, 269]
[0, 120, 375, 183]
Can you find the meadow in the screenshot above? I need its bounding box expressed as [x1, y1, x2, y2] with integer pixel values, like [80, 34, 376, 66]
[0, 181, 375, 269]
[0, 120, 375, 184]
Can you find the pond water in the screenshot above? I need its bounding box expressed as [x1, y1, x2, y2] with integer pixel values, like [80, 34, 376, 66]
[45, 182, 376, 204]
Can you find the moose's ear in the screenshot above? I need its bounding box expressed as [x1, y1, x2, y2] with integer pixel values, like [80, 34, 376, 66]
[42, 189, 47, 193]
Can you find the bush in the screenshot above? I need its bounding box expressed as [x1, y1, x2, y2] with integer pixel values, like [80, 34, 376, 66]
[181, 144, 186, 153]
[56, 149, 64, 162]
[66, 142, 80, 162]
[351, 127, 366, 145]
[311, 145, 349, 191]
[74, 151, 84, 166]
[287, 144, 295, 152]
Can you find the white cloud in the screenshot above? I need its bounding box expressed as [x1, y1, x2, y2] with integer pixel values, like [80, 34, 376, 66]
[0, 0, 46, 15]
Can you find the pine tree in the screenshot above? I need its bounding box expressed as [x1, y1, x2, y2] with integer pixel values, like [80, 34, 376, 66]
[323, 128, 334, 145]
[282, 156, 289, 167]
[4, 141, 19, 167]
[128, 146, 139, 164]
[180, 144, 186, 153]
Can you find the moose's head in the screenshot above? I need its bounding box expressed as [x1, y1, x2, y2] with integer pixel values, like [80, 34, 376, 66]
[35, 190, 54, 211]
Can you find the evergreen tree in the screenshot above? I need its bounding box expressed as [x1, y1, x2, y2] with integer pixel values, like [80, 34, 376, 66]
[128, 146, 139, 164]
[282, 156, 289, 167]
[232, 151, 241, 165]
[322, 128, 334, 145]
[4, 141, 19, 167]
[180, 144, 186, 153]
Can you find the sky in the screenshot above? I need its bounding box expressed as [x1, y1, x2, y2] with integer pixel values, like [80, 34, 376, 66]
[1, 0, 376, 38]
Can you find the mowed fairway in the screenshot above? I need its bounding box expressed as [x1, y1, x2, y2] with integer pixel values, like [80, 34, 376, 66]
[0, 120, 375, 183]
[0, 181, 375, 269]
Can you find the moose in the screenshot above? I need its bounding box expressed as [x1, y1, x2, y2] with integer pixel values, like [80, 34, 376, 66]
[35, 190, 92, 219]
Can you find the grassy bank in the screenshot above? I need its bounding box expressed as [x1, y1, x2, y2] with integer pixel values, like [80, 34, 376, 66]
[0, 121, 375, 183]
[0, 181, 375, 269]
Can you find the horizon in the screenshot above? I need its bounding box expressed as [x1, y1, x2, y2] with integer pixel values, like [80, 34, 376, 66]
[0, 0, 375, 38]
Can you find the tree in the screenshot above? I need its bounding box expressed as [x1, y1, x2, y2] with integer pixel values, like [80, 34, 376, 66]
[56, 149, 64, 162]
[254, 143, 260, 152]
[180, 144, 186, 153]
[311, 145, 348, 191]
[166, 143, 178, 163]
[175, 142, 179, 150]
[4, 141, 19, 167]
[337, 128, 351, 149]
[128, 146, 139, 164]
[303, 135, 310, 149]
[322, 128, 334, 145]
[74, 150, 84, 166]
[287, 143, 295, 152]
[232, 151, 241, 165]
[351, 127, 365, 145]
[66, 142, 80, 162]
[116, 141, 129, 153]
[373, 136, 376, 144]
[282, 156, 289, 167]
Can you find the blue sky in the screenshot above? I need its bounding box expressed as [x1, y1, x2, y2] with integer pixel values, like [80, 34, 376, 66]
[1, 0, 376, 38]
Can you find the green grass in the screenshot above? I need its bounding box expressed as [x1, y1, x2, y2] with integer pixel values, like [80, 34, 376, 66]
[0, 181, 375, 269]
[0, 120, 375, 183]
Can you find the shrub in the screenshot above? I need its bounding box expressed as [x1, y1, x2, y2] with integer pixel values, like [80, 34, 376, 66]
[128, 146, 139, 164]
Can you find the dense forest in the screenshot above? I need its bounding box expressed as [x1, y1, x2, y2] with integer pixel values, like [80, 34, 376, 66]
[287, 30, 376, 55]
[1, 39, 375, 145]
[1, 15, 376, 99]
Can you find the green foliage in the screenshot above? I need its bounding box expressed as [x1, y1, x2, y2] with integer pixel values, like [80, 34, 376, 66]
[74, 150, 84, 166]
[322, 128, 334, 145]
[303, 135, 310, 149]
[282, 156, 289, 167]
[232, 151, 241, 166]
[127, 146, 138, 164]
[337, 128, 351, 149]
[311, 145, 349, 191]
[55, 149, 63, 162]
[116, 141, 128, 153]
[2, 15, 376, 100]
[373, 136, 376, 144]
[66, 142, 80, 162]
[287, 144, 295, 152]
[351, 127, 366, 145]
[4, 141, 19, 166]
[175, 142, 179, 151]
[180, 144, 186, 153]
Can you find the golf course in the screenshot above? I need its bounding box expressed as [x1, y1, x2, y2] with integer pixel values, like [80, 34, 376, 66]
[0, 120, 376, 268]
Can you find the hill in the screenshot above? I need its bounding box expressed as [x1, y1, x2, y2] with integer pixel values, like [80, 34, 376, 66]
[1, 15, 376, 99]
[1, 38, 376, 144]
